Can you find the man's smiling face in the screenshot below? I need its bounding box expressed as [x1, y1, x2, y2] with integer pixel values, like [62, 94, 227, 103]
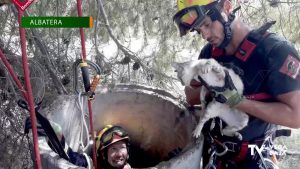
[107, 141, 129, 168]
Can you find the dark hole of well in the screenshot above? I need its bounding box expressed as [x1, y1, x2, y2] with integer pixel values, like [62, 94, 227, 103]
[128, 143, 161, 168]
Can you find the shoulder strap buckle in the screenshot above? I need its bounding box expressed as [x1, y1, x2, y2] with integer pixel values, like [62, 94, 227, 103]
[235, 21, 276, 62]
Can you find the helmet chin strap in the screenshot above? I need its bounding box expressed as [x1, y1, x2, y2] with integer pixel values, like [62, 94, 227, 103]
[218, 19, 232, 49]
[216, 6, 241, 49]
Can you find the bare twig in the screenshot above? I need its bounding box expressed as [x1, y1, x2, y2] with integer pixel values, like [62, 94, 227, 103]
[97, 0, 178, 81]
[277, 4, 287, 39]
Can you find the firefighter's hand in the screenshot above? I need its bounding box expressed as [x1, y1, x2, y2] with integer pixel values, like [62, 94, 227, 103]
[213, 88, 242, 107]
[24, 117, 46, 136]
[68, 150, 91, 168]
[184, 79, 202, 106]
[24, 117, 63, 141]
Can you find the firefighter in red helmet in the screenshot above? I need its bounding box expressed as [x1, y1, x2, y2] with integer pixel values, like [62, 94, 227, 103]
[96, 125, 132, 169]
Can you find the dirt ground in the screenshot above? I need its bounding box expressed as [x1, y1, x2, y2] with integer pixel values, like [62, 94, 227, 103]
[276, 128, 300, 169]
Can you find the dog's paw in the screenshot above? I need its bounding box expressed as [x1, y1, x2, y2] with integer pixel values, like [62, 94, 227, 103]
[200, 60, 223, 75]
[234, 132, 243, 141]
[209, 61, 225, 79]
[199, 60, 213, 74]
[214, 67, 225, 79]
[193, 125, 203, 138]
[223, 127, 243, 140]
[193, 130, 201, 138]
[212, 64, 223, 73]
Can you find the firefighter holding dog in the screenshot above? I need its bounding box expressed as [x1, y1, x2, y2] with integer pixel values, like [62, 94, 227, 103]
[173, 0, 300, 168]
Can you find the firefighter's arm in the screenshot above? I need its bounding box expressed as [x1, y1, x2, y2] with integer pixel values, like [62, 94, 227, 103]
[25, 119, 93, 168]
[49, 121, 93, 168]
[235, 90, 300, 128]
[235, 39, 300, 128]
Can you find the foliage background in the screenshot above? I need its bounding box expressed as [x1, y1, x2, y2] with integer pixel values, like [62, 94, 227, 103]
[0, 0, 299, 168]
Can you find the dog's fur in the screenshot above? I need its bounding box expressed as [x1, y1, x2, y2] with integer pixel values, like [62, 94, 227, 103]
[173, 58, 248, 139]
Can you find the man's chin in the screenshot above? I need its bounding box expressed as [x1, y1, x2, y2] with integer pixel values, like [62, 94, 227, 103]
[210, 42, 220, 48]
[208, 40, 221, 48]
[112, 161, 126, 168]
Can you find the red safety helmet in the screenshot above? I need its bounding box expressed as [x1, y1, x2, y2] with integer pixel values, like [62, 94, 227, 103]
[95, 125, 130, 152]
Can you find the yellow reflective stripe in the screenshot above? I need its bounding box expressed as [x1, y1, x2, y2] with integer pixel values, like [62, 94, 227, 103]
[181, 10, 199, 25]
[95, 125, 113, 151]
[177, 0, 215, 10]
[80, 62, 88, 67]
[102, 132, 113, 144]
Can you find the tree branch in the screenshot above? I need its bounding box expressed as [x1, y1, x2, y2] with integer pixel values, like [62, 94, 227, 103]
[10, 9, 69, 95]
[97, 0, 177, 81]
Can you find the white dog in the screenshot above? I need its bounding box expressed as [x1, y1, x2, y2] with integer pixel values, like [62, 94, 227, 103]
[173, 58, 248, 140]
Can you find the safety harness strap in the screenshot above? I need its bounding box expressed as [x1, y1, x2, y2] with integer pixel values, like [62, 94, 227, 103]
[235, 21, 276, 62]
[212, 47, 225, 58]
[234, 142, 249, 162]
[197, 70, 236, 92]
[275, 129, 292, 138]
[245, 93, 272, 100]
[19, 100, 70, 161]
[211, 21, 276, 61]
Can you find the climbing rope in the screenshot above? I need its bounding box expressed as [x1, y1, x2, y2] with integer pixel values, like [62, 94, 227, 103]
[72, 57, 102, 169]
[76, 92, 91, 152]
[18, 9, 42, 169]
[0, 9, 42, 169]
[76, 0, 100, 167]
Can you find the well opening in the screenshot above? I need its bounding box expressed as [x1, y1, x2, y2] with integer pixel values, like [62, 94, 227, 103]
[45, 84, 197, 168]
[92, 84, 197, 168]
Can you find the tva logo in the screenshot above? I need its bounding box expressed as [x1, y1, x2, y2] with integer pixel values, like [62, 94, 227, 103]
[248, 144, 287, 156]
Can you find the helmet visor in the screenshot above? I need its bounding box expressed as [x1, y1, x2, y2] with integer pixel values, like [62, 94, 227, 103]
[100, 126, 128, 148]
[173, 5, 208, 36]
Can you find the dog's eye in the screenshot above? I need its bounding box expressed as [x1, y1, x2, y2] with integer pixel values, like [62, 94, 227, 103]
[174, 70, 178, 72]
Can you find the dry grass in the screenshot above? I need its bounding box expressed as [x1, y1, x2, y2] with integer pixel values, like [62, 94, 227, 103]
[276, 128, 300, 169]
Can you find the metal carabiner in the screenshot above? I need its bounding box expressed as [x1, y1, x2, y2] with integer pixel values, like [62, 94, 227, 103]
[214, 139, 229, 156]
[256, 139, 279, 169]
[72, 59, 102, 98]
[204, 150, 217, 169]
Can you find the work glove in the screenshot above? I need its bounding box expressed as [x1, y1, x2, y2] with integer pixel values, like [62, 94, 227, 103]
[205, 70, 243, 107]
[24, 116, 46, 136]
[24, 117, 68, 155]
[24, 117, 64, 140]
[67, 149, 94, 168]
